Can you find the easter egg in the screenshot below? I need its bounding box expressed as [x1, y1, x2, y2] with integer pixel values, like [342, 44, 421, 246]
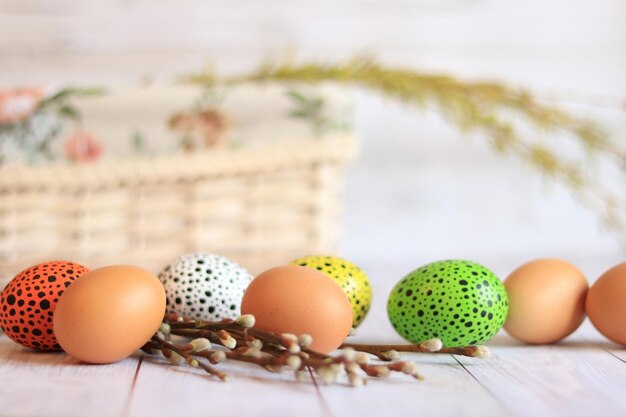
[504, 259, 588, 344]
[0, 261, 90, 351]
[387, 260, 508, 347]
[291, 255, 372, 327]
[53, 265, 166, 364]
[241, 265, 353, 353]
[158, 253, 252, 321]
[586, 262, 626, 346]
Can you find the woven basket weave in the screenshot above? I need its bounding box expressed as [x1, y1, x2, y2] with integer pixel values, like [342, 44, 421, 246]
[0, 136, 357, 285]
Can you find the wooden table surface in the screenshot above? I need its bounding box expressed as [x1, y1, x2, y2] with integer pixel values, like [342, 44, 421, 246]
[1, 319, 625, 417]
[1, 256, 624, 417]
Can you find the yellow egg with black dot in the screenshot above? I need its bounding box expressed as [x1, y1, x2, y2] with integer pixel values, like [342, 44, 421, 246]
[291, 255, 372, 327]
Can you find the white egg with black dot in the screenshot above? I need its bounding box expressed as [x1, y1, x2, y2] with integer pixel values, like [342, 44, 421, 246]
[158, 253, 253, 321]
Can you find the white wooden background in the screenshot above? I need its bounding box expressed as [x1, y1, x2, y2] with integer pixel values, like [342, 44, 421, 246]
[1, 1, 625, 416]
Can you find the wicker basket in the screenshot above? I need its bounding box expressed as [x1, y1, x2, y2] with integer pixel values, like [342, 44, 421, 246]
[0, 136, 357, 285]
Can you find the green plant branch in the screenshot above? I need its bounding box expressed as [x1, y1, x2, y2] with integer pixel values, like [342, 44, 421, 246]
[184, 58, 625, 243]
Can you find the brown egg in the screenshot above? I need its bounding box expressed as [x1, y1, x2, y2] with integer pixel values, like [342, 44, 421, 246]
[586, 262, 626, 346]
[241, 265, 353, 353]
[53, 265, 166, 364]
[504, 259, 588, 344]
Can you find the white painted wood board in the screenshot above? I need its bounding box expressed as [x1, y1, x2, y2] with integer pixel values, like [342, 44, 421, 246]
[1, 326, 625, 417]
[0, 337, 138, 417]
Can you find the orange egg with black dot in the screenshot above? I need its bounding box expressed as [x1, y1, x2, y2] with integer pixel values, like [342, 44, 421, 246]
[0, 261, 90, 351]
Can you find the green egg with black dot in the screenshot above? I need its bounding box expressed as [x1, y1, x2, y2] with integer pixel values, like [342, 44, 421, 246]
[291, 255, 372, 327]
[387, 259, 508, 347]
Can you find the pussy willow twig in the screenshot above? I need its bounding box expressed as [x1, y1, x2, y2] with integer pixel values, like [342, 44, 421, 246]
[141, 313, 489, 387]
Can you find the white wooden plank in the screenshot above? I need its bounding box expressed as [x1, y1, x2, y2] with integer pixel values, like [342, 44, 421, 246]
[130, 340, 506, 417]
[0, 0, 624, 96]
[0, 334, 139, 417]
[610, 349, 626, 363]
[320, 353, 508, 417]
[578, 320, 626, 368]
[1, 0, 622, 52]
[454, 333, 626, 417]
[1, 302, 625, 417]
[128, 354, 331, 417]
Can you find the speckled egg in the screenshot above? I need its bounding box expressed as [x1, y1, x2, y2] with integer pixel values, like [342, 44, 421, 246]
[158, 253, 252, 321]
[291, 255, 372, 327]
[387, 259, 508, 347]
[0, 261, 90, 350]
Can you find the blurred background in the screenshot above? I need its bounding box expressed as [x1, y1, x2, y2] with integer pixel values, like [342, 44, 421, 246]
[1, 0, 624, 337]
